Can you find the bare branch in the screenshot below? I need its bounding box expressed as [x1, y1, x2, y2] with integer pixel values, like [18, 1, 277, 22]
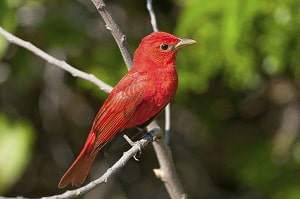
[90, 0, 133, 70]
[0, 26, 113, 93]
[164, 103, 171, 144]
[146, 0, 159, 32]
[147, 122, 187, 199]
[0, 137, 152, 199]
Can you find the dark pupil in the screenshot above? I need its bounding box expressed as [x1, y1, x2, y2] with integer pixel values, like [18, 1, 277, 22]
[161, 44, 169, 50]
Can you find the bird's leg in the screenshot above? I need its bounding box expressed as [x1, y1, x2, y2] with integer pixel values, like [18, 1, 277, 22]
[122, 127, 160, 161]
[135, 126, 154, 142]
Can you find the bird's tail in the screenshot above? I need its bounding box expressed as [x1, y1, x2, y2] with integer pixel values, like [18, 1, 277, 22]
[58, 132, 97, 188]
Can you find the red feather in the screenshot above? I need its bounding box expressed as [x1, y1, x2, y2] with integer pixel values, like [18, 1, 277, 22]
[58, 32, 196, 188]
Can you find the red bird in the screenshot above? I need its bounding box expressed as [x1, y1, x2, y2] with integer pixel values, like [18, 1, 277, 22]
[58, 32, 196, 188]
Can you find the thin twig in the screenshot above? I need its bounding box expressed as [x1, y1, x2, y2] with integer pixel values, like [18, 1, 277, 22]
[0, 137, 152, 199]
[146, 0, 159, 32]
[0, 26, 113, 93]
[164, 103, 171, 145]
[90, 0, 133, 70]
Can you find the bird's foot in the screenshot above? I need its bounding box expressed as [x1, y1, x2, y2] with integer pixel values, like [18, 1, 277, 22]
[135, 126, 159, 142]
[122, 134, 142, 161]
[142, 131, 154, 142]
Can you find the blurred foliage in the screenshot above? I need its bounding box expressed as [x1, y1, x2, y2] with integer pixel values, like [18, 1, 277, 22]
[0, 114, 34, 193]
[0, 0, 21, 56]
[176, 0, 300, 95]
[174, 0, 300, 198]
[1, 0, 300, 199]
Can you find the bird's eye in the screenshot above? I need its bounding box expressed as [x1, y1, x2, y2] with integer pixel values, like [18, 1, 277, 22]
[160, 44, 169, 50]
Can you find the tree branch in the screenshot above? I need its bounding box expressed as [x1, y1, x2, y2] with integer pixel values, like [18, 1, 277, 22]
[0, 26, 113, 93]
[0, 136, 153, 199]
[146, 0, 159, 32]
[90, 0, 133, 70]
[164, 103, 171, 144]
[147, 122, 187, 199]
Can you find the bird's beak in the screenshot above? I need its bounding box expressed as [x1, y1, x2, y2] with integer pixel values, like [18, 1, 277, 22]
[174, 38, 197, 51]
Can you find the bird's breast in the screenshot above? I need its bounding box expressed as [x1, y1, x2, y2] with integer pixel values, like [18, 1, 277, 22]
[151, 71, 178, 107]
[130, 68, 178, 126]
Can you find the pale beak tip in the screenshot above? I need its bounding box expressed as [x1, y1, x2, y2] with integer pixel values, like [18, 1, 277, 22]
[175, 38, 197, 50]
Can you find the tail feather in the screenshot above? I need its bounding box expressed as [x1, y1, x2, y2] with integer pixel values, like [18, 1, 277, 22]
[58, 131, 98, 188]
[58, 151, 97, 188]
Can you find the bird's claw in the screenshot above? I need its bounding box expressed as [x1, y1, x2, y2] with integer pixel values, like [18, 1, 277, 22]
[142, 131, 154, 142]
[123, 134, 142, 161]
[133, 149, 141, 161]
[135, 126, 156, 142]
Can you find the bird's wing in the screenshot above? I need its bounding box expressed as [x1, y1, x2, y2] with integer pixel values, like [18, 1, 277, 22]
[58, 72, 148, 188]
[91, 72, 148, 153]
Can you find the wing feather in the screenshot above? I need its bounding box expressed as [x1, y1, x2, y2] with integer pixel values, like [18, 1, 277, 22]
[91, 72, 148, 153]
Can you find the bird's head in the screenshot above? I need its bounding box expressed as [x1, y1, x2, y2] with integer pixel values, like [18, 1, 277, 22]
[133, 32, 196, 68]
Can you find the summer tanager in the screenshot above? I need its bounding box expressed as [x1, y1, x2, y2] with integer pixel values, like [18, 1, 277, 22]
[58, 32, 196, 188]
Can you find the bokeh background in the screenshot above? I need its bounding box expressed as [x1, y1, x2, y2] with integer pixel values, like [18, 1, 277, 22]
[1, 0, 300, 198]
